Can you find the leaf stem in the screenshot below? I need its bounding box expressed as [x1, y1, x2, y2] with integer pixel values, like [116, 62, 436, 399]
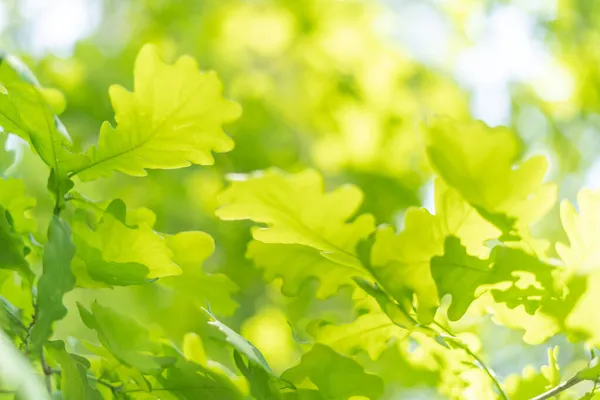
[530, 376, 582, 400]
[433, 321, 508, 400]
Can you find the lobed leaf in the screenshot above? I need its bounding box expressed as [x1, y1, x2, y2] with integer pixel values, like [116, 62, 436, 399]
[73, 44, 241, 181]
[281, 344, 384, 400]
[45, 340, 102, 400]
[29, 216, 76, 352]
[423, 117, 556, 236]
[217, 169, 375, 296]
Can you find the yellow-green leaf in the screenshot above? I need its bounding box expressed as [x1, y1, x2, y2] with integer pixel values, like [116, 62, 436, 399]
[370, 179, 498, 323]
[73, 44, 241, 181]
[423, 117, 556, 235]
[217, 169, 375, 294]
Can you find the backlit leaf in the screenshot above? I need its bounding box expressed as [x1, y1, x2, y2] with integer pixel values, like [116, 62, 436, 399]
[72, 44, 241, 181]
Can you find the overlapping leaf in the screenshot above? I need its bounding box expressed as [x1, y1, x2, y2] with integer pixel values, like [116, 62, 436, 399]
[71, 199, 181, 286]
[369, 179, 499, 323]
[78, 301, 176, 374]
[0, 206, 31, 280]
[431, 236, 558, 320]
[557, 189, 600, 274]
[217, 169, 375, 297]
[0, 52, 85, 200]
[72, 44, 241, 181]
[423, 117, 556, 236]
[0, 178, 36, 233]
[206, 310, 286, 398]
[281, 344, 384, 400]
[161, 231, 239, 316]
[45, 340, 102, 400]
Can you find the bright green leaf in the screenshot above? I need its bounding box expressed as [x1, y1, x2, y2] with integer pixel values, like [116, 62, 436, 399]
[217, 169, 375, 295]
[370, 179, 498, 323]
[72, 44, 241, 181]
[423, 117, 556, 235]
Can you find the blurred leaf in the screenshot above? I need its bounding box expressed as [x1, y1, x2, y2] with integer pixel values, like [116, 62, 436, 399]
[78, 301, 175, 374]
[71, 199, 181, 286]
[0, 52, 86, 202]
[370, 179, 498, 323]
[45, 340, 102, 400]
[0, 327, 49, 399]
[281, 344, 384, 400]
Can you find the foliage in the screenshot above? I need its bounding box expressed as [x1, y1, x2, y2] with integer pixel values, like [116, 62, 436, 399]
[2, 1, 600, 399]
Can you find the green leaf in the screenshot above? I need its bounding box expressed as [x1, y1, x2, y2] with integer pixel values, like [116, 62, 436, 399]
[0, 206, 32, 280]
[369, 179, 498, 323]
[161, 231, 238, 316]
[153, 343, 244, 400]
[205, 309, 274, 377]
[423, 117, 556, 235]
[281, 344, 384, 400]
[205, 309, 287, 397]
[0, 52, 85, 202]
[78, 301, 176, 374]
[72, 44, 241, 181]
[0, 178, 36, 233]
[29, 216, 76, 352]
[0, 327, 49, 399]
[309, 312, 407, 360]
[217, 169, 375, 295]
[45, 340, 102, 400]
[431, 236, 558, 321]
[71, 199, 181, 286]
[558, 189, 600, 273]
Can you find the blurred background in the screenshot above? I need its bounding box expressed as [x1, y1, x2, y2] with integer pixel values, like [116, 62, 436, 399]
[1, 0, 598, 398]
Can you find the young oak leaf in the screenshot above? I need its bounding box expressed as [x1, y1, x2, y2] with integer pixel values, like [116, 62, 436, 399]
[370, 179, 499, 323]
[0, 178, 36, 233]
[430, 237, 558, 321]
[216, 169, 375, 295]
[557, 189, 600, 274]
[0, 52, 86, 200]
[29, 217, 76, 353]
[205, 310, 288, 398]
[281, 344, 384, 400]
[423, 117, 556, 237]
[157, 343, 245, 400]
[161, 231, 239, 316]
[78, 301, 176, 374]
[308, 312, 407, 361]
[70, 199, 181, 286]
[45, 340, 102, 400]
[0, 206, 32, 281]
[72, 44, 241, 181]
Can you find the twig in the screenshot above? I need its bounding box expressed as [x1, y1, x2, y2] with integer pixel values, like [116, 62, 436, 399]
[529, 376, 582, 400]
[39, 350, 52, 394]
[433, 321, 508, 400]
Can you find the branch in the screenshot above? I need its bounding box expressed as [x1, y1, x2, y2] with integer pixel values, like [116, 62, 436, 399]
[530, 376, 582, 400]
